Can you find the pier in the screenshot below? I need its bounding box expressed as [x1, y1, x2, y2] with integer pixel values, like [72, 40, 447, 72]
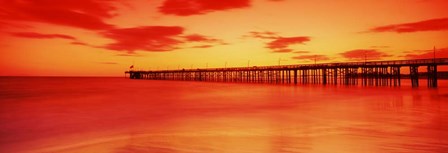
[125, 58, 448, 87]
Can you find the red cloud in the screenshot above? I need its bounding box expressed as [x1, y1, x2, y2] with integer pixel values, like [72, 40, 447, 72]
[101, 26, 184, 53]
[404, 48, 448, 59]
[247, 31, 279, 39]
[71, 41, 89, 46]
[340, 49, 391, 61]
[182, 34, 225, 49]
[369, 18, 448, 33]
[183, 34, 220, 43]
[248, 31, 310, 53]
[267, 37, 310, 50]
[158, 0, 250, 16]
[192, 45, 213, 48]
[292, 55, 330, 62]
[294, 51, 310, 54]
[273, 49, 293, 53]
[0, 0, 116, 30]
[10, 32, 76, 40]
[9, 32, 93, 47]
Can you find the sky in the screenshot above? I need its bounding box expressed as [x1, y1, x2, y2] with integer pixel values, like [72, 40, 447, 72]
[0, 0, 447, 76]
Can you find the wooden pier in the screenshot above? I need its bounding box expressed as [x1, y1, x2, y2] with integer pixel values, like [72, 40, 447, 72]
[125, 58, 448, 88]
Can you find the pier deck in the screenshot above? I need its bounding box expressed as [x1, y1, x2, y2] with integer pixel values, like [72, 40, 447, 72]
[125, 58, 448, 87]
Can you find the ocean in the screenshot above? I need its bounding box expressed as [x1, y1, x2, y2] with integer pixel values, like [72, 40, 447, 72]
[0, 77, 447, 153]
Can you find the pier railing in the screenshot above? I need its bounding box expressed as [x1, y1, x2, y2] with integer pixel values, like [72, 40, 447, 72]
[126, 58, 448, 87]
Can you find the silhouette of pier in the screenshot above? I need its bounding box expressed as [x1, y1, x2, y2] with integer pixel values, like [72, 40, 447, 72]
[125, 58, 448, 87]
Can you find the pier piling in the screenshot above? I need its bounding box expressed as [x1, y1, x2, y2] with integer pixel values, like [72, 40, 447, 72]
[126, 58, 448, 88]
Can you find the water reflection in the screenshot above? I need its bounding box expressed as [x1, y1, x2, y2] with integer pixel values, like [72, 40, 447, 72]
[0, 77, 447, 153]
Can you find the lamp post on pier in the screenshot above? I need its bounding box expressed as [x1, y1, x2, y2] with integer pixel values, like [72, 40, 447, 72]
[434, 46, 436, 63]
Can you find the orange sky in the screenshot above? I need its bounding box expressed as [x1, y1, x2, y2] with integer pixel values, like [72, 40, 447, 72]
[0, 0, 447, 76]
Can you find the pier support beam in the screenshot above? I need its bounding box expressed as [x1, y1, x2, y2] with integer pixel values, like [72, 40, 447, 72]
[410, 66, 419, 87]
[129, 72, 141, 79]
[427, 65, 437, 88]
[391, 66, 401, 86]
[322, 68, 327, 85]
[293, 69, 298, 84]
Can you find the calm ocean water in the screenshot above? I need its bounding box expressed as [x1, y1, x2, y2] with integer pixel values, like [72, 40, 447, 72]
[0, 77, 447, 153]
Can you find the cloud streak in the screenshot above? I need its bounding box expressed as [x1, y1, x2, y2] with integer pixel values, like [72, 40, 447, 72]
[182, 34, 222, 43]
[403, 47, 448, 59]
[10, 32, 76, 40]
[292, 55, 330, 62]
[294, 51, 310, 54]
[340, 49, 391, 61]
[191, 45, 213, 48]
[9, 32, 97, 48]
[158, 0, 250, 16]
[247, 31, 310, 53]
[368, 18, 448, 33]
[267, 37, 310, 51]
